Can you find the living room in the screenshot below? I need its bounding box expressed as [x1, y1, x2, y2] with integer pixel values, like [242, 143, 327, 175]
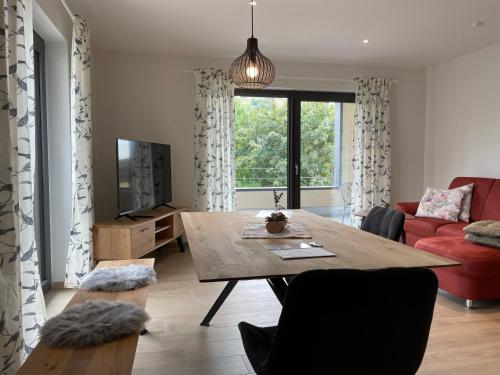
[1, 0, 500, 374]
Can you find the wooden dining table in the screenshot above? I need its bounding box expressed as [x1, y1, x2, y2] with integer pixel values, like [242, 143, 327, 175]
[181, 210, 459, 326]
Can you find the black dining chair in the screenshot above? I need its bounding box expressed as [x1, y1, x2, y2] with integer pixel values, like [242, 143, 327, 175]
[239, 267, 438, 375]
[361, 206, 405, 241]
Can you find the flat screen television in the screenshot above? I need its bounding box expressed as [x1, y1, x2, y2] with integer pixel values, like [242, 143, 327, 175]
[116, 138, 172, 215]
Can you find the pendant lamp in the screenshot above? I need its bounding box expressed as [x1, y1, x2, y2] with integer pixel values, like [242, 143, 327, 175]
[229, 1, 275, 89]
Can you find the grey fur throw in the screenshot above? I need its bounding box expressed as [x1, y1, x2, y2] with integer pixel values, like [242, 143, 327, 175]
[40, 300, 149, 348]
[80, 264, 156, 291]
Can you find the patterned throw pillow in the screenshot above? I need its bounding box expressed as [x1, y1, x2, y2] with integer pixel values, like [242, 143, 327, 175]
[453, 183, 474, 222]
[415, 187, 465, 222]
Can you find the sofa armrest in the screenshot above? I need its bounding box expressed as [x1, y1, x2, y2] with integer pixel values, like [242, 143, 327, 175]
[395, 201, 420, 215]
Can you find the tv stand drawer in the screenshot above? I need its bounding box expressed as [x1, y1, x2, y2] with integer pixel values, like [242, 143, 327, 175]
[132, 237, 155, 258]
[132, 223, 155, 246]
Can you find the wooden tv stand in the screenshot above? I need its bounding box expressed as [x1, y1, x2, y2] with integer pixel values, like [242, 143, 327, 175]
[93, 207, 188, 260]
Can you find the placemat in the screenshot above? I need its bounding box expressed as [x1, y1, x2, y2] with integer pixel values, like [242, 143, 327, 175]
[242, 222, 312, 239]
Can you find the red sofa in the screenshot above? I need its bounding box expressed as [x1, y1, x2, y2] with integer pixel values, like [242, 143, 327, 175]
[396, 177, 500, 305]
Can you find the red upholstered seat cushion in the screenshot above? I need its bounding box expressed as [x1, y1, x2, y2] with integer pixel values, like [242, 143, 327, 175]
[436, 222, 468, 237]
[415, 237, 500, 278]
[448, 177, 495, 221]
[480, 180, 500, 220]
[404, 217, 452, 238]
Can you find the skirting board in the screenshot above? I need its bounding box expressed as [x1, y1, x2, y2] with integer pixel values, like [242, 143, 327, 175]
[51, 281, 66, 289]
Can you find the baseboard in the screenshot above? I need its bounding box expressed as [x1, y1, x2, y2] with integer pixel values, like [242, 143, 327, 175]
[51, 281, 65, 289]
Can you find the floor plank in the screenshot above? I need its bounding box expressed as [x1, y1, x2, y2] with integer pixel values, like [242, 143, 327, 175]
[44, 247, 500, 374]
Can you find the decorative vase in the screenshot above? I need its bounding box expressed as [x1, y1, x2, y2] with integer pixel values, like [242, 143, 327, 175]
[266, 221, 287, 234]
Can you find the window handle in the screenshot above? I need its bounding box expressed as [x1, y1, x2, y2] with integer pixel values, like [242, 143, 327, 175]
[295, 163, 299, 176]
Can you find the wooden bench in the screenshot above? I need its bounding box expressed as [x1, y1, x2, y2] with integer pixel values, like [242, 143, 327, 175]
[18, 258, 155, 375]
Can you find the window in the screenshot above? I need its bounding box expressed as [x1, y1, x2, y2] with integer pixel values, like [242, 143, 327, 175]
[33, 31, 51, 293]
[299, 101, 339, 188]
[234, 89, 355, 221]
[235, 95, 288, 188]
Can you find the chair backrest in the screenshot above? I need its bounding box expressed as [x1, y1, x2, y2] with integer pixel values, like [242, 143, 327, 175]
[361, 206, 405, 241]
[266, 268, 438, 375]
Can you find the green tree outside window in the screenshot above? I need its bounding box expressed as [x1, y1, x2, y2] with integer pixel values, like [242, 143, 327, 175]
[235, 96, 335, 188]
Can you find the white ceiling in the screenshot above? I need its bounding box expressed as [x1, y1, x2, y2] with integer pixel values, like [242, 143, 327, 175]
[67, 0, 500, 68]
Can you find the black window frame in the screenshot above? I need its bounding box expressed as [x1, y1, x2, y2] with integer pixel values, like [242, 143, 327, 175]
[33, 31, 51, 293]
[234, 88, 355, 209]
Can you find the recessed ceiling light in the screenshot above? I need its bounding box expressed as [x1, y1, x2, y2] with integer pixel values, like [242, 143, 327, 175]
[362, 39, 369, 44]
[248, 0, 257, 5]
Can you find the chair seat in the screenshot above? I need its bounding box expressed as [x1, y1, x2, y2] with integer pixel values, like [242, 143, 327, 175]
[436, 222, 469, 237]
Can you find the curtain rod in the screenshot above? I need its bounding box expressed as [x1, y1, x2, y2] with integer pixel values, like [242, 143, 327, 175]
[61, 0, 76, 22]
[184, 69, 399, 84]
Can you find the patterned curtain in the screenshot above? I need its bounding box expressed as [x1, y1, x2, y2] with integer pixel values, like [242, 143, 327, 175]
[65, 16, 94, 287]
[351, 77, 392, 226]
[193, 68, 236, 212]
[0, 0, 46, 372]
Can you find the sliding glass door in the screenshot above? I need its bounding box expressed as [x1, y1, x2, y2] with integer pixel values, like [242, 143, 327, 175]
[234, 89, 355, 222]
[234, 90, 289, 210]
[296, 94, 355, 223]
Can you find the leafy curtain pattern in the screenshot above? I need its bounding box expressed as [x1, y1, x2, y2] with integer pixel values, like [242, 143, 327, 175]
[65, 16, 94, 287]
[193, 68, 236, 212]
[351, 77, 392, 226]
[0, 0, 46, 372]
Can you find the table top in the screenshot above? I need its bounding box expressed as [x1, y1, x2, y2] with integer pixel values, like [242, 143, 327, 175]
[18, 258, 154, 375]
[181, 210, 459, 282]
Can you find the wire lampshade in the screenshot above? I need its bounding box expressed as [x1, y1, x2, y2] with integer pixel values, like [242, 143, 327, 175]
[229, 38, 275, 88]
[229, 2, 275, 89]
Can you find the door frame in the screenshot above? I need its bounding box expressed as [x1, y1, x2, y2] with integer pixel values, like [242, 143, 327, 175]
[34, 31, 52, 293]
[290, 91, 355, 208]
[234, 88, 355, 209]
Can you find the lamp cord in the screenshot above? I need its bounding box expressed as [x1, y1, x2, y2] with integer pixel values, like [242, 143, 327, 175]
[251, 3, 254, 37]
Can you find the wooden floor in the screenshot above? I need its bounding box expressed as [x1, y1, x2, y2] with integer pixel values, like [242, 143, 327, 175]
[46, 247, 500, 375]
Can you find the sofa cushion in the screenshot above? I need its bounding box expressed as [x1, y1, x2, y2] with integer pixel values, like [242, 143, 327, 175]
[448, 177, 496, 221]
[436, 222, 468, 237]
[415, 187, 464, 221]
[452, 183, 474, 222]
[415, 236, 500, 278]
[404, 217, 452, 238]
[480, 180, 500, 221]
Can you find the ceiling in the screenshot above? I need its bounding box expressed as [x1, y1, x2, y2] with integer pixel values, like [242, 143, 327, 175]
[67, 0, 500, 68]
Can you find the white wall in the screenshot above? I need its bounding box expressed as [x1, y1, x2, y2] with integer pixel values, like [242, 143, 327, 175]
[425, 42, 500, 189]
[34, 0, 73, 283]
[92, 50, 427, 221]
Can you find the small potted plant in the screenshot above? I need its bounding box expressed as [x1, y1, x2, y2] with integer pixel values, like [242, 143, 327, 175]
[265, 212, 288, 234]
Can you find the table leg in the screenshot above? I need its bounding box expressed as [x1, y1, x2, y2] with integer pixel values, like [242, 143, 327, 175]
[176, 236, 185, 252]
[266, 278, 288, 305]
[200, 280, 238, 326]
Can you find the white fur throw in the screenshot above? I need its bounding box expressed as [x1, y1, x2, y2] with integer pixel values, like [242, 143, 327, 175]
[80, 264, 156, 291]
[40, 300, 149, 348]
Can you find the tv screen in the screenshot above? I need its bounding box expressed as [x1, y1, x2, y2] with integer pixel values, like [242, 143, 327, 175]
[116, 138, 172, 215]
